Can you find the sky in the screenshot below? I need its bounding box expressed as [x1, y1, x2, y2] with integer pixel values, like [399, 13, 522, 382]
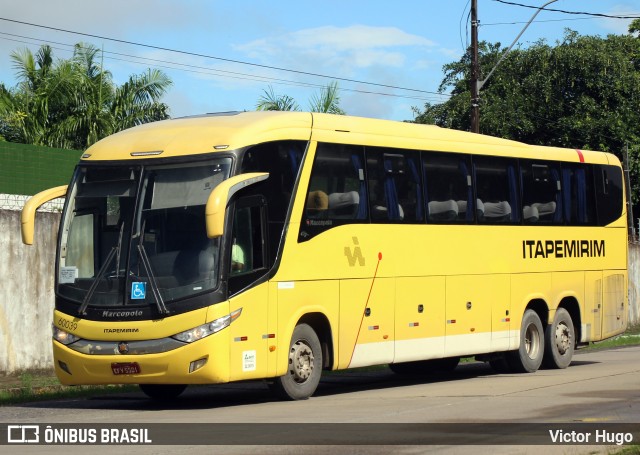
[0, 0, 638, 122]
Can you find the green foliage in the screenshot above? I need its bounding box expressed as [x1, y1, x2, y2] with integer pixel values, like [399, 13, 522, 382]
[0, 43, 172, 150]
[309, 81, 346, 115]
[256, 86, 300, 112]
[257, 81, 345, 114]
[413, 30, 640, 203]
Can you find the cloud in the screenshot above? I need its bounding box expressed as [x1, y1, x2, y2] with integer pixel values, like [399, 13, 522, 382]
[598, 4, 640, 34]
[235, 25, 436, 72]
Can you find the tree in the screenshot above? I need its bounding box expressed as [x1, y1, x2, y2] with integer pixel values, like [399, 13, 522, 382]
[630, 18, 640, 37]
[256, 81, 345, 114]
[309, 81, 345, 115]
[413, 30, 640, 202]
[0, 43, 172, 149]
[256, 86, 300, 112]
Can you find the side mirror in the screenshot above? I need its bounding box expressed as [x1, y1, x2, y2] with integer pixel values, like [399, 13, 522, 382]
[205, 173, 269, 238]
[21, 185, 68, 245]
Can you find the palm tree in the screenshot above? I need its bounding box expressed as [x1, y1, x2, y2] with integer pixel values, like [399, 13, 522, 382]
[256, 86, 300, 112]
[256, 82, 345, 114]
[0, 44, 69, 146]
[0, 43, 172, 149]
[309, 81, 345, 115]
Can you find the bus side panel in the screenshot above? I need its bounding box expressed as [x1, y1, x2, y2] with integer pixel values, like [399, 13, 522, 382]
[583, 271, 603, 342]
[510, 273, 551, 350]
[228, 283, 270, 382]
[394, 276, 445, 363]
[601, 271, 627, 339]
[342, 277, 395, 369]
[444, 275, 494, 357]
[489, 275, 511, 352]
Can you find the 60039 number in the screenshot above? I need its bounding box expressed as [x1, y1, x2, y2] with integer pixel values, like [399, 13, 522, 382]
[58, 318, 78, 331]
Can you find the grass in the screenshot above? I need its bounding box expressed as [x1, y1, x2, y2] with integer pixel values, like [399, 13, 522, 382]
[0, 373, 137, 405]
[608, 445, 640, 455]
[2, 324, 640, 405]
[584, 323, 640, 351]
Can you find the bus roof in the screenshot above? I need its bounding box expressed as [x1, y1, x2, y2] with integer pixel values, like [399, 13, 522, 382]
[81, 111, 615, 165]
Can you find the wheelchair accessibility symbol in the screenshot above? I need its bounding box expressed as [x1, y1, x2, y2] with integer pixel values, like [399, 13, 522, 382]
[131, 282, 146, 300]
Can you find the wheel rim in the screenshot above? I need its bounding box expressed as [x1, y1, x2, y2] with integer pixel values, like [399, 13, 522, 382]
[524, 322, 541, 360]
[554, 321, 572, 355]
[288, 340, 314, 384]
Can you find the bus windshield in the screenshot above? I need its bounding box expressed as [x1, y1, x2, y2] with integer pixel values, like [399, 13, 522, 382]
[57, 159, 232, 312]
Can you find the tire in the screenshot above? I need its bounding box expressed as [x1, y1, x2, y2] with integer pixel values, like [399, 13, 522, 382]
[389, 357, 460, 375]
[507, 309, 544, 373]
[272, 324, 322, 400]
[543, 308, 575, 369]
[139, 384, 187, 400]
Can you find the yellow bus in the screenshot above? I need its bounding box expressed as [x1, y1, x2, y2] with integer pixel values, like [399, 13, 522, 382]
[22, 111, 628, 400]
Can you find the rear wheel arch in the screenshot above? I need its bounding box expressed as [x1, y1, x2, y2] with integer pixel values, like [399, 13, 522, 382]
[523, 298, 549, 327]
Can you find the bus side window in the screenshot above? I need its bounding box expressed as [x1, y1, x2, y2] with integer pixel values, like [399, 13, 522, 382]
[520, 161, 562, 224]
[595, 164, 624, 226]
[299, 143, 367, 241]
[367, 148, 423, 223]
[562, 164, 596, 225]
[229, 198, 268, 295]
[424, 152, 473, 223]
[241, 140, 306, 265]
[474, 157, 520, 224]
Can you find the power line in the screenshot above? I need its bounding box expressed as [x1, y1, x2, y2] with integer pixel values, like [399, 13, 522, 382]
[483, 17, 599, 27]
[459, 0, 472, 51]
[0, 16, 445, 98]
[0, 32, 448, 104]
[492, 0, 640, 19]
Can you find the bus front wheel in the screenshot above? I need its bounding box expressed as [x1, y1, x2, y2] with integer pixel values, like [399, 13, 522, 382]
[507, 309, 544, 373]
[272, 323, 322, 400]
[543, 308, 575, 369]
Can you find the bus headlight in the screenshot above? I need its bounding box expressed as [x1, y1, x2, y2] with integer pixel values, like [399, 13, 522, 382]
[172, 308, 242, 343]
[52, 325, 80, 345]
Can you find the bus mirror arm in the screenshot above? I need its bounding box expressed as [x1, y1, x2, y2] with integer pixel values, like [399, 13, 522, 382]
[21, 185, 68, 245]
[205, 173, 269, 238]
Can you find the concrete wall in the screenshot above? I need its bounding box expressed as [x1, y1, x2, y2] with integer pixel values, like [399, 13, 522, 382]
[0, 210, 59, 374]
[628, 242, 640, 325]
[1, 207, 639, 375]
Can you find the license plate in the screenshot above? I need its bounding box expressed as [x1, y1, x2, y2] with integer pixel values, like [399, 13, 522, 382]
[111, 362, 141, 375]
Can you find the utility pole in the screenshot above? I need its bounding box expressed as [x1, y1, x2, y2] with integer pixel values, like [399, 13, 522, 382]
[470, 0, 480, 133]
[470, 0, 558, 134]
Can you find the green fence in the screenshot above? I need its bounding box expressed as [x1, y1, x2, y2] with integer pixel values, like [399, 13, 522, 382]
[0, 141, 80, 195]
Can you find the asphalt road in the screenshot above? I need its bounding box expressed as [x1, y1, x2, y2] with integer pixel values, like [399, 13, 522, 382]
[2, 345, 640, 455]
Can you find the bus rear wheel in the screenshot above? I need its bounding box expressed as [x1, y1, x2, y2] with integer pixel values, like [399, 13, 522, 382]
[272, 323, 322, 400]
[139, 384, 187, 400]
[543, 308, 575, 369]
[507, 309, 544, 373]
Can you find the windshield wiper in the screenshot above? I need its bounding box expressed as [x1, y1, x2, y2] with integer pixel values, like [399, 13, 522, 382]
[136, 243, 169, 315]
[78, 223, 124, 316]
[78, 246, 117, 315]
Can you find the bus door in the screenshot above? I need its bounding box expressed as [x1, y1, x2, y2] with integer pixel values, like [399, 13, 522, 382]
[227, 197, 270, 380]
[602, 271, 627, 339]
